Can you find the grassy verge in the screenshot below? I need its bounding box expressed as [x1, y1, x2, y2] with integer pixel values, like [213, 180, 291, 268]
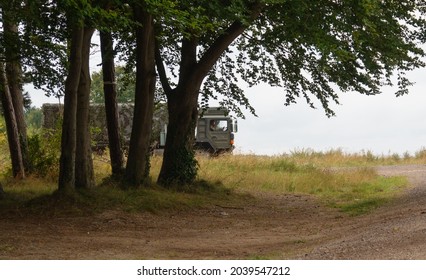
[197, 154, 408, 215]
[0, 149, 413, 217]
[275, 147, 426, 167]
[0, 175, 242, 217]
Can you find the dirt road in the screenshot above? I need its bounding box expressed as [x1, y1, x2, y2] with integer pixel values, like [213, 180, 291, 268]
[1, 165, 426, 259]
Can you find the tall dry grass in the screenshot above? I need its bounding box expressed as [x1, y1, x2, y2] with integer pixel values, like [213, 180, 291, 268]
[193, 153, 408, 215]
[280, 148, 426, 166]
[0, 141, 418, 215]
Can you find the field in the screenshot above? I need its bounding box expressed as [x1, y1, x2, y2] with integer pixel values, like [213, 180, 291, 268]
[1, 144, 426, 259]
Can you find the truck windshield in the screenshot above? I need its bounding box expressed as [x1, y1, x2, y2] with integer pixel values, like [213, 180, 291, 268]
[209, 120, 228, 131]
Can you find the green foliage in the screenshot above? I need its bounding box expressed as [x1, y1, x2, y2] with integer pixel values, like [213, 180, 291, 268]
[230, 0, 426, 116]
[0, 117, 6, 134]
[19, 0, 68, 98]
[90, 66, 136, 104]
[27, 129, 61, 178]
[161, 147, 199, 186]
[13, 0, 135, 99]
[90, 65, 167, 106]
[5, 0, 426, 193]
[151, 0, 426, 120]
[0, 119, 9, 172]
[174, 147, 199, 184]
[25, 107, 43, 133]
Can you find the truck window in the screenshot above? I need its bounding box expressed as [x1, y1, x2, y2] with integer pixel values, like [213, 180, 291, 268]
[210, 120, 228, 131]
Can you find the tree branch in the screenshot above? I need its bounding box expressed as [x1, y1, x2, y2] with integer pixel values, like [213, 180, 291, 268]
[196, 2, 263, 78]
[179, 36, 198, 84]
[155, 40, 172, 96]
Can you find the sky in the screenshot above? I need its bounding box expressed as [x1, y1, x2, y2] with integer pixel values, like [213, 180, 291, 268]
[27, 37, 426, 157]
[235, 76, 426, 156]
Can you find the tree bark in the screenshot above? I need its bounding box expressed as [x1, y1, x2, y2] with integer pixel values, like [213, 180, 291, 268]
[0, 62, 25, 179]
[3, 8, 30, 173]
[100, 30, 124, 176]
[125, 5, 156, 186]
[58, 25, 84, 192]
[157, 85, 199, 185]
[75, 27, 95, 189]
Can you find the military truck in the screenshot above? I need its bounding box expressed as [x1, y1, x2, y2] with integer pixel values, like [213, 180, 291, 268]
[194, 107, 238, 154]
[42, 104, 237, 154]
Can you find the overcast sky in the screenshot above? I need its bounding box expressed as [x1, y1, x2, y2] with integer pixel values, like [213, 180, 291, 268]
[28, 37, 426, 157]
[233, 67, 426, 156]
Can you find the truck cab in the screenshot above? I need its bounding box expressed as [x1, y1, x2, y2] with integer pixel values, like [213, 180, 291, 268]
[194, 107, 238, 154]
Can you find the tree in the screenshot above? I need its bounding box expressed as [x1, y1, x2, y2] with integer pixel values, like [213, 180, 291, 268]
[58, 23, 96, 190]
[1, 0, 68, 179]
[58, 22, 84, 191]
[155, 1, 262, 185]
[92, 1, 166, 186]
[75, 27, 95, 189]
[0, 62, 25, 178]
[124, 2, 156, 186]
[234, 1, 425, 115]
[1, 2, 30, 174]
[99, 30, 125, 176]
[155, 0, 425, 185]
[58, 0, 97, 191]
[90, 1, 155, 183]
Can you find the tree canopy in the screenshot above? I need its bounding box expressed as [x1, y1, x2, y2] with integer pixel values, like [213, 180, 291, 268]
[2, 0, 426, 187]
[157, 0, 426, 117]
[240, 0, 425, 116]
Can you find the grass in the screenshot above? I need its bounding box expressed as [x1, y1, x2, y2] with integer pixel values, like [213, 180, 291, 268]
[0, 145, 419, 217]
[197, 154, 408, 215]
[278, 147, 426, 167]
[0, 175, 241, 217]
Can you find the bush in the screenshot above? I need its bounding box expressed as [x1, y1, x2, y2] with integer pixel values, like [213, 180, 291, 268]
[27, 130, 60, 178]
[0, 120, 10, 172]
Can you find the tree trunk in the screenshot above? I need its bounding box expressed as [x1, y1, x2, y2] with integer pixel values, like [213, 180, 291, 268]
[0, 62, 25, 179]
[58, 25, 84, 192]
[157, 84, 199, 185]
[156, 8, 261, 185]
[100, 30, 124, 176]
[125, 5, 156, 186]
[75, 27, 95, 189]
[3, 9, 30, 173]
[157, 36, 203, 186]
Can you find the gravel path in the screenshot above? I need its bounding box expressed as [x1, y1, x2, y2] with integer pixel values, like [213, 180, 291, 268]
[304, 165, 426, 259]
[1, 165, 426, 259]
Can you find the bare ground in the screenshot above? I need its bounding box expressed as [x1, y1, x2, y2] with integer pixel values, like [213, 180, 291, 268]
[1, 165, 426, 260]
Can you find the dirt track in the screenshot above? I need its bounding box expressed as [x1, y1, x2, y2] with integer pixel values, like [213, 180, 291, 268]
[1, 165, 426, 260]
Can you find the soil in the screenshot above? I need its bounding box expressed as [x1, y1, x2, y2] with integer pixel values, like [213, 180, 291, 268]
[1, 165, 426, 260]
